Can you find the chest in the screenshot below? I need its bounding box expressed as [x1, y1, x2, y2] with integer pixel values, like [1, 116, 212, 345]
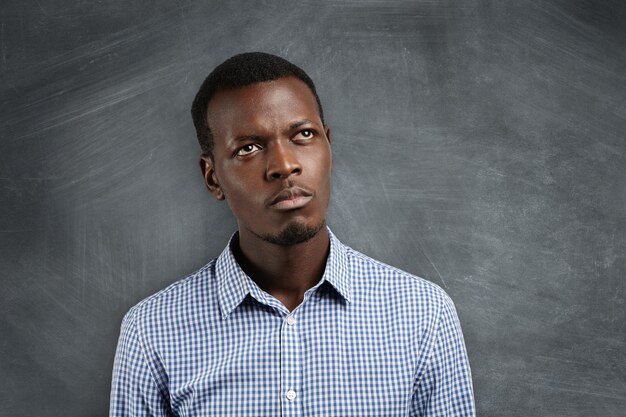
[162, 300, 419, 416]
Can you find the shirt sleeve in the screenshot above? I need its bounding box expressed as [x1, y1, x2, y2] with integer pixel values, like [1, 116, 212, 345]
[411, 295, 476, 416]
[109, 307, 172, 417]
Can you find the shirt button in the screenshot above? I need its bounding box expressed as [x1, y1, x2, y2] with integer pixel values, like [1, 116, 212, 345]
[286, 315, 296, 326]
[286, 390, 297, 401]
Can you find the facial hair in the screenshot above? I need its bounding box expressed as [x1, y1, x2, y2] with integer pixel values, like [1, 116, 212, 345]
[257, 219, 325, 246]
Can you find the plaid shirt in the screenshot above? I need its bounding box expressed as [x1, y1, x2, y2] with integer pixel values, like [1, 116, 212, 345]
[110, 228, 475, 416]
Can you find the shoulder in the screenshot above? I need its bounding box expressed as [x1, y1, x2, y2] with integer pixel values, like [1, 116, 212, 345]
[339, 241, 464, 356]
[342, 244, 455, 319]
[122, 260, 218, 331]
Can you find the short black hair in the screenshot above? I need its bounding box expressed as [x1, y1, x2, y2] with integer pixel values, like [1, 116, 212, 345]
[191, 52, 325, 156]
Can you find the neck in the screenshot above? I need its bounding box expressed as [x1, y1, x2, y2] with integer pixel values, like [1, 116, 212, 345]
[234, 225, 330, 311]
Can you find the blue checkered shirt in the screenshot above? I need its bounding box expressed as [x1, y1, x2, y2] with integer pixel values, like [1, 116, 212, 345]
[110, 228, 475, 416]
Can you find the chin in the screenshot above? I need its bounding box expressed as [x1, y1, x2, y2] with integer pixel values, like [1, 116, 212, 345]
[260, 219, 325, 246]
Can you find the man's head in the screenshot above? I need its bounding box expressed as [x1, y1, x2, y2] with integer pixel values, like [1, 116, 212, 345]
[191, 52, 325, 157]
[192, 53, 332, 246]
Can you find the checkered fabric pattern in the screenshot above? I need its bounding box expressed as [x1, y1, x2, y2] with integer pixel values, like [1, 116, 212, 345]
[110, 228, 475, 416]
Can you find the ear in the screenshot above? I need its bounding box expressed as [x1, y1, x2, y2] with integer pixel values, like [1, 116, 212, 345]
[199, 154, 225, 201]
[325, 126, 333, 171]
[325, 125, 332, 145]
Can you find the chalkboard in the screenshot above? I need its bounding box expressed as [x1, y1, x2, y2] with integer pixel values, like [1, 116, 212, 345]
[1, 1, 624, 415]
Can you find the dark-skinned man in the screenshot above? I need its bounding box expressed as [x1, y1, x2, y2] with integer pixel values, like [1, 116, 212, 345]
[110, 52, 476, 417]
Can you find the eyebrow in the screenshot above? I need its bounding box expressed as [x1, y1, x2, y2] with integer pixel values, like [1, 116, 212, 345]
[229, 119, 317, 145]
[231, 134, 262, 144]
[289, 119, 315, 130]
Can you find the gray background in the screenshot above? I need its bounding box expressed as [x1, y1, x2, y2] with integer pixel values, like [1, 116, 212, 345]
[1, 0, 624, 415]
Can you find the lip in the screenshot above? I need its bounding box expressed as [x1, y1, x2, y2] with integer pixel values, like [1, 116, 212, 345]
[268, 187, 314, 211]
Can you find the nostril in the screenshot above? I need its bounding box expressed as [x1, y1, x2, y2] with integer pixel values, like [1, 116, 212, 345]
[266, 148, 302, 179]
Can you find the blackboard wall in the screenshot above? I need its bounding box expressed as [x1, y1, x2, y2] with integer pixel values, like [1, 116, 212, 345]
[1, 1, 624, 415]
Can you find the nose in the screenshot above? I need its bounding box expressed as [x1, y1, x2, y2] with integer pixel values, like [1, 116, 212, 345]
[266, 141, 301, 180]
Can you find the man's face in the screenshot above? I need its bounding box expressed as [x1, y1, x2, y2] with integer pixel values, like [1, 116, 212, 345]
[200, 76, 332, 246]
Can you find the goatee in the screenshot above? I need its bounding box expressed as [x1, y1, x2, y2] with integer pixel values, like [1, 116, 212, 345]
[258, 220, 325, 246]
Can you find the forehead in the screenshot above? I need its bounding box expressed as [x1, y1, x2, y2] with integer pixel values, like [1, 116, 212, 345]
[206, 76, 321, 139]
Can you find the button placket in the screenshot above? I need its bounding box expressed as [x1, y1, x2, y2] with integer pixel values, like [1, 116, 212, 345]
[280, 312, 302, 416]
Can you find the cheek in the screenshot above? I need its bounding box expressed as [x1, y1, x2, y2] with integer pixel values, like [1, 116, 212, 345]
[221, 183, 260, 223]
[215, 166, 248, 203]
[222, 178, 253, 205]
[312, 154, 332, 198]
[307, 144, 332, 171]
[318, 148, 333, 177]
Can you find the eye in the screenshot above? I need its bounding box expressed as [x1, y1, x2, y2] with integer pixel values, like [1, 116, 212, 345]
[297, 129, 315, 140]
[236, 143, 262, 156]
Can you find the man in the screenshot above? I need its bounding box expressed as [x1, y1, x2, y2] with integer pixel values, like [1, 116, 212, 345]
[110, 52, 475, 416]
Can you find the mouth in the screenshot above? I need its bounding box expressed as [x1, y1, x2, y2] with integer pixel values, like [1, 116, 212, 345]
[268, 187, 314, 211]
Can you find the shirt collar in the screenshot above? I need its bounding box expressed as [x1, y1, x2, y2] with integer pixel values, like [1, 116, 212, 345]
[216, 226, 351, 318]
